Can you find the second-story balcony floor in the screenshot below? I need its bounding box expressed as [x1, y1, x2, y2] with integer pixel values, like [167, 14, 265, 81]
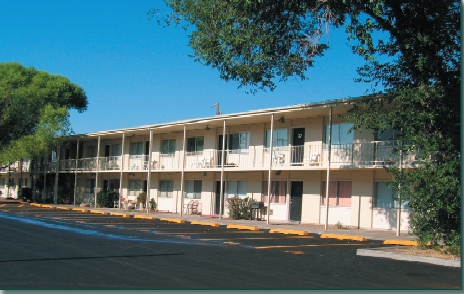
[52, 141, 420, 173]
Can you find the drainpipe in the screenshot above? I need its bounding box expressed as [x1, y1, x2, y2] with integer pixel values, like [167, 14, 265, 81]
[219, 120, 226, 220]
[119, 134, 125, 210]
[180, 125, 186, 216]
[266, 114, 274, 224]
[146, 129, 153, 213]
[74, 138, 80, 206]
[324, 107, 333, 230]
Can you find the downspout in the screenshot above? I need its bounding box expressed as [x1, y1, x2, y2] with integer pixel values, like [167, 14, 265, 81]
[219, 120, 226, 220]
[73, 138, 80, 206]
[146, 129, 153, 213]
[94, 135, 101, 207]
[180, 125, 186, 216]
[266, 114, 274, 224]
[324, 107, 333, 230]
[119, 134, 125, 210]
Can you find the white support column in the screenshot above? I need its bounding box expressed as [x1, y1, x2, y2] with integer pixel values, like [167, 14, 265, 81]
[119, 134, 125, 210]
[146, 129, 153, 213]
[397, 137, 404, 236]
[266, 114, 274, 224]
[94, 135, 101, 207]
[53, 145, 60, 204]
[180, 125, 187, 216]
[219, 120, 226, 220]
[324, 107, 333, 230]
[74, 139, 80, 206]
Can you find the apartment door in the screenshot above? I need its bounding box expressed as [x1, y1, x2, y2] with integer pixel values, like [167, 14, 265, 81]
[215, 181, 225, 215]
[290, 181, 303, 221]
[292, 128, 305, 165]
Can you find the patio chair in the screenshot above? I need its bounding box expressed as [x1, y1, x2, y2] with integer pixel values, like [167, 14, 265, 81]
[183, 199, 194, 214]
[191, 200, 199, 215]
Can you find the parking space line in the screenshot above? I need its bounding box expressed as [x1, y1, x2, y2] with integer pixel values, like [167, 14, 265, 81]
[383, 240, 419, 246]
[202, 236, 314, 241]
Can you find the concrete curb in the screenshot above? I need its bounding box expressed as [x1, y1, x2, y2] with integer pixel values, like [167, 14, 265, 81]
[269, 228, 308, 236]
[226, 224, 259, 231]
[190, 220, 220, 227]
[90, 210, 108, 215]
[72, 208, 89, 213]
[109, 212, 130, 218]
[160, 218, 186, 224]
[56, 206, 71, 210]
[384, 240, 419, 246]
[321, 233, 367, 242]
[357, 247, 461, 268]
[134, 215, 156, 220]
[41, 204, 55, 209]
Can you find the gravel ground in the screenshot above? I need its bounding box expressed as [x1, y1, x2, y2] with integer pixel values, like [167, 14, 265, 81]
[381, 246, 461, 261]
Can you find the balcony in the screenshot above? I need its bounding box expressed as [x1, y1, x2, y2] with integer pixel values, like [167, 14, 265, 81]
[53, 141, 418, 172]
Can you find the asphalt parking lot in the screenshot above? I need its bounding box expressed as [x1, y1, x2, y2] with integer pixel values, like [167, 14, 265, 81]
[0, 203, 461, 289]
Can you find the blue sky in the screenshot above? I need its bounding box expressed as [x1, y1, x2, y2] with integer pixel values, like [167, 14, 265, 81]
[1, 0, 374, 134]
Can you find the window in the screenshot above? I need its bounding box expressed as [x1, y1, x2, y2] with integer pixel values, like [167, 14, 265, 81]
[85, 179, 96, 194]
[229, 132, 250, 150]
[265, 129, 288, 148]
[19, 178, 28, 187]
[130, 142, 144, 156]
[185, 180, 202, 199]
[321, 181, 352, 206]
[110, 144, 122, 156]
[262, 181, 287, 203]
[187, 136, 204, 152]
[128, 180, 142, 196]
[324, 123, 353, 145]
[0, 178, 4, 188]
[159, 180, 174, 198]
[375, 182, 408, 209]
[161, 139, 176, 154]
[226, 180, 247, 198]
[87, 146, 97, 157]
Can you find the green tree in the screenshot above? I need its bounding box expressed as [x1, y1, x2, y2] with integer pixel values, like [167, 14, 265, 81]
[158, 0, 460, 246]
[0, 62, 88, 164]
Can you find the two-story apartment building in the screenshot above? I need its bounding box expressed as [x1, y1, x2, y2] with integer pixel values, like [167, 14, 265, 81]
[0, 97, 414, 231]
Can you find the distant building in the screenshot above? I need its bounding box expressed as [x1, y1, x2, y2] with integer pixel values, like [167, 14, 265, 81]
[1, 96, 414, 230]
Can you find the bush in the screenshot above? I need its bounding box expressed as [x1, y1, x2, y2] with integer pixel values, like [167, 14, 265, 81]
[137, 192, 147, 208]
[225, 196, 252, 220]
[149, 198, 157, 210]
[96, 191, 118, 208]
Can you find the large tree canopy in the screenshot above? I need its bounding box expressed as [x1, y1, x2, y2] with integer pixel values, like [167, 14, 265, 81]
[158, 0, 460, 246]
[0, 62, 88, 164]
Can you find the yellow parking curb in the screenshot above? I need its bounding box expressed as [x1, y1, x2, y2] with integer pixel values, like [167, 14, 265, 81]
[0, 204, 5, 207]
[41, 204, 55, 209]
[226, 224, 259, 231]
[269, 228, 309, 236]
[90, 210, 108, 215]
[320, 233, 367, 242]
[160, 218, 186, 224]
[56, 206, 71, 210]
[72, 208, 90, 213]
[134, 215, 156, 220]
[383, 240, 419, 246]
[190, 220, 220, 227]
[30, 203, 42, 207]
[110, 212, 131, 218]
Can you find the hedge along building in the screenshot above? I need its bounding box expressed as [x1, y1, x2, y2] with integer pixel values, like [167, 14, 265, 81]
[0, 96, 415, 231]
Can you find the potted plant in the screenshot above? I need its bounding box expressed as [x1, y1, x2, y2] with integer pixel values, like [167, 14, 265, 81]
[149, 198, 157, 212]
[137, 192, 147, 209]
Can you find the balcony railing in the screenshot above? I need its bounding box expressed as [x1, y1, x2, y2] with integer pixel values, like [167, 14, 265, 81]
[49, 141, 419, 172]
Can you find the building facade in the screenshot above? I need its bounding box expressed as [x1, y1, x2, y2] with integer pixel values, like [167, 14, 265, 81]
[0, 97, 415, 230]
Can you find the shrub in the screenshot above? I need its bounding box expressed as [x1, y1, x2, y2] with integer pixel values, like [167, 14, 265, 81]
[96, 191, 118, 208]
[225, 196, 252, 220]
[149, 198, 157, 210]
